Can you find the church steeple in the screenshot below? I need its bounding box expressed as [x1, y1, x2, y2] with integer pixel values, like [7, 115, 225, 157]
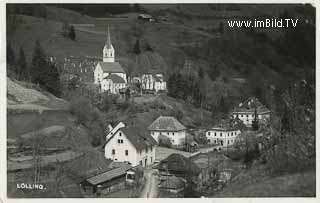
[103, 25, 115, 62]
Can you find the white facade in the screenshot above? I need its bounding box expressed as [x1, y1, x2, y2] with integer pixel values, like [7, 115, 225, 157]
[205, 128, 241, 147]
[141, 73, 166, 92]
[100, 78, 126, 94]
[103, 27, 115, 63]
[232, 112, 270, 126]
[151, 130, 186, 146]
[106, 122, 125, 140]
[104, 129, 156, 167]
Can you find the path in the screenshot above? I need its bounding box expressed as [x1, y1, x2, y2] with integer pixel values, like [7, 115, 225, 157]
[140, 168, 159, 198]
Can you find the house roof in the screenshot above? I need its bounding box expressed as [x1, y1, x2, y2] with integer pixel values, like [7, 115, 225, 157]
[86, 164, 132, 185]
[104, 74, 126, 84]
[159, 176, 185, 189]
[121, 127, 157, 150]
[233, 97, 270, 114]
[97, 62, 125, 73]
[148, 116, 186, 131]
[104, 126, 157, 151]
[155, 153, 200, 176]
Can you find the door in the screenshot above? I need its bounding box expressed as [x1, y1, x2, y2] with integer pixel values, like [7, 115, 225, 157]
[145, 158, 147, 167]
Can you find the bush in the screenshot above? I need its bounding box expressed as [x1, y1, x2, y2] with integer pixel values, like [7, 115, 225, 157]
[158, 134, 172, 148]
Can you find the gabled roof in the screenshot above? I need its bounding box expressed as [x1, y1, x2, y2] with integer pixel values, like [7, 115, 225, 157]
[104, 74, 126, 84]
[86, 164, 132, 185]
[148, 116, 186, 131]
[156, 153, 200, 176]
[233, 97, 270, 114]
[104, 126, 157, 151]
[97, 62, 125, 73]
[121, 127, 157, 150]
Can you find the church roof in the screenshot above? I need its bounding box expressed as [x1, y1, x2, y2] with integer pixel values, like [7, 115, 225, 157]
[97, 61, 125, 73]
[105, 26, 112, 49]
[104, 74, 126, 84]
[148, 116, 186, 131]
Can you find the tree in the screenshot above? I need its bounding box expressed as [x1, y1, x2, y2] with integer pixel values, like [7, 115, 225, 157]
[69, 25, 76, 41]
[218, 21, 224, 34]
[31, 40, 47, 85]
[133, 39, 141, 55]
[45, 62, 61, 96]
[17, 46, 28, 81]
[7, 43, 15, 65]
[251, 108, 259, 131]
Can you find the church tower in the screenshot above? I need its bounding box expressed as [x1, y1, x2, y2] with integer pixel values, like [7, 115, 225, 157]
[103, 26, 115, 62]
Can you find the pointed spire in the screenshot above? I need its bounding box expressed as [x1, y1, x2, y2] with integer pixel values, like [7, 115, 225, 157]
[106, 25, 112, 49]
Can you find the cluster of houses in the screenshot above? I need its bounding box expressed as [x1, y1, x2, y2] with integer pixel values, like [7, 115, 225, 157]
[67, 27, 272, 197]
[93, 27, 167, 94]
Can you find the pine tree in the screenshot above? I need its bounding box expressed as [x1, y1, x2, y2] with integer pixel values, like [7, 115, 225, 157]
[31, 40, 47, 85]
[45, 62, 61, 96]
[69, 25, 76, 41]
[252, 108, 259, 131]
[17, 46, 28, 80]
[133, 39, 141, 55]
[7, 43, 15, 65]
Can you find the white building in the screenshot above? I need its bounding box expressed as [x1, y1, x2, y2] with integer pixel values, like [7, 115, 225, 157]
[205, 126, 241, 148]
[94, 26, 127, 93]
[104, 122, 157, 167]
[141, 73, 167, 93]
[148, 116, 187, 146]
[232, 97, 271, 127]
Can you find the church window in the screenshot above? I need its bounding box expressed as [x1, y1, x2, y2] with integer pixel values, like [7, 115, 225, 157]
[125, 150, 128, 156]
[112, 149, 115, 155]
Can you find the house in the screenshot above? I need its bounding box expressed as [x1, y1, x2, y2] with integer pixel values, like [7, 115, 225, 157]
[104, 122, 157, 167]
[80, 163, 133, 195]
[141, 73, 167, 93]
[205, 123, 241, 148]
[93, 26, 127, 93]
[232, 97, 271, 127]
[148, 116, 187, 146]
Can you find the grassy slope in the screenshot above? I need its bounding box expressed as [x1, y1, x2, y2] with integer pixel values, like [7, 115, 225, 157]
[214, 169, 316, 197]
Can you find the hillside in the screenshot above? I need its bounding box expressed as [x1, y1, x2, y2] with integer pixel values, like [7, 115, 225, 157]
[212, 166, 316, 197]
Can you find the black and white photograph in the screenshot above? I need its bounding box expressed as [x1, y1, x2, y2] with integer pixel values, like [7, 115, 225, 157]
[3, 1, 317, 199]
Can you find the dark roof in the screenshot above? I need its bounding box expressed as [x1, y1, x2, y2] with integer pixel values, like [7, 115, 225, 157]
[105, 26, 112, 49]
[121, 127, 157, 150]
[156, 154, 200, 176]
[104, 126, 157, 150]
[104, 74, 126, 83]
[97, 62, 125, 73]
[148, 116, 186, 131]
[233, 97, 270, 114]
[159, 176, 185, 189]
[86, 164, 132, 185]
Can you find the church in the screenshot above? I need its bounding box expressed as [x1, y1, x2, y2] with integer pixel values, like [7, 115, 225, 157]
[94, 27, 127, 94]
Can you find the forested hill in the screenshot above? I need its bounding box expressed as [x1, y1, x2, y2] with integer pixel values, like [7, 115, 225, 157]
[6, 4, 315, 116]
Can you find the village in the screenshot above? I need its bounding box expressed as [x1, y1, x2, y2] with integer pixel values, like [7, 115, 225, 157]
[6, 4, 315, 198]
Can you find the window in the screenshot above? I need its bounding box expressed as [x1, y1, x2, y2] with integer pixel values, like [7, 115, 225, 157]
[220, 133, 222, 137]
[167, 132, 169, 135]
[125, 150, 128, 156]
[214, 132, 216, 136]
[208, 132, 211, 136]
[246, 114, 249, 118]
[112, 149, 115, 155]
[121, 139, 124, 143]
[227, 140, 230, 144]
[118, 139, 120, 144]
[151, 157, 153, 163]
[231, 132, 233, 136]
[119, 132, 122, 136]
[172, 132, 175, 135]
